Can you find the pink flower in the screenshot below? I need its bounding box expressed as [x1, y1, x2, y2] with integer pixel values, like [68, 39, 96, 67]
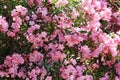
[26, 0, 34, 7]
[29, 21, 35, 26]
[4, 54, 24, 67]
[7, 31, 16, 37]
[71, 8, 80, 19]
[87, 20, 101, 32]
[92, 63, 99, 69]
[92, 0, 101, 10]
[70, 59, 77, 65]
[76, 66, 84, 77]
[37, 7, 48, 17]
[11, 10, 19, 17]
[12, 54, 24, 65]
[29, 51, 43, 62]
[35, 0, 42, 7]
[13, 17, 22, 25]
[25, 16, 30, 21]
[56, 14, 73, 29]
[0, 16, 8, 32]
[11, 22, 20, 32]
[0, 71, 8, 77]
[41, 31, 47, 38]
[92, 43, 105, 58]
[40, 67, 47, 80]
[11, 5, 28, 17]
[81, 46, 91, 59]
[115, 62, 120, 76]
[77, 75, 93, 80]
[15, 5, 28, 16]
[58, 44, 64, 50]
[45, 76, 52, 80]
[18, 71, 26, 79]
[50, 51, 66, 61]
[114, 76, 120, 80]
[55, 0, 68, 7]
[47, 0, 52, 4]
[65, 34, 83, 46]
[105, 38, 117, 57]
[101, 8, 112, 21]
[32, 14, 37, 20]
[99, 73, 110, 80]
[35, 67, 41, 75]
[27, 24, 40, 34]
[27, 0, 42, 7]
[28, 69, 37, 79]
[8, 67, 18, 75]
[117, 18, 120, 26]
[60, 65, 77, 80]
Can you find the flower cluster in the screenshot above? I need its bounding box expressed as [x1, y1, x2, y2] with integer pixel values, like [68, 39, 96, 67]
[0, 0, 120, 80]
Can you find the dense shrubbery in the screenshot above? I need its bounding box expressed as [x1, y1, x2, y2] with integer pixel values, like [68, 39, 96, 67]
[0, 0, 120, 80]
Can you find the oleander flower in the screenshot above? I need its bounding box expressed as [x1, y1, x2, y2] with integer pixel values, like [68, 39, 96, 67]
[0, 16, 8, 32]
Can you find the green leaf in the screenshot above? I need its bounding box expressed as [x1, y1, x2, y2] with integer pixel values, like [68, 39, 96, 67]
[52, 0, 57, 3]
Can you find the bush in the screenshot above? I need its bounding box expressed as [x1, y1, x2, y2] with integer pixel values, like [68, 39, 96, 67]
[0, 0, 120, 80]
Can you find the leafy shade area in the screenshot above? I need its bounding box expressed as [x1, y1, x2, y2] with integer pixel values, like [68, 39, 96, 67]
[0, 0, 120, 80]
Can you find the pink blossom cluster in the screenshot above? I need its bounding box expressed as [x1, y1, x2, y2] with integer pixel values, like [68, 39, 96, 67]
[0, 16, 9, 32]
[0, 0, 120, 80]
